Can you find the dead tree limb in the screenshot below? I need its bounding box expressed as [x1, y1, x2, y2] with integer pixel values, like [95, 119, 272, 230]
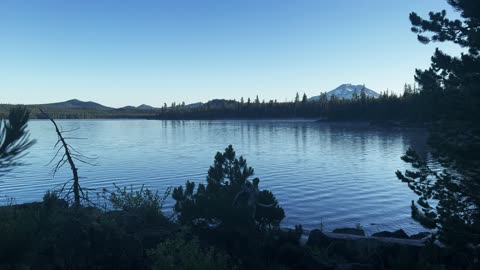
[40, 109, 81, 207]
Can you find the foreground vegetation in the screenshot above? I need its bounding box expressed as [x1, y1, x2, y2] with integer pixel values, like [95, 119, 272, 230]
[0, 186, 461, 270]
[0, 146, 469, 269]
[395, 0, 480, 257]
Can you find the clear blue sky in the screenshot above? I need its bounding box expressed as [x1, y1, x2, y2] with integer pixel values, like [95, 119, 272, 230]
[0, 0, 463, 108]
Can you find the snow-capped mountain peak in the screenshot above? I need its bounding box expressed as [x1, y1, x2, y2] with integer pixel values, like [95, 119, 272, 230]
[308, 84, 380, 101]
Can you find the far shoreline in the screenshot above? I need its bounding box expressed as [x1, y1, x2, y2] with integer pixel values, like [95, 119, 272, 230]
[26, 117, 431, 129]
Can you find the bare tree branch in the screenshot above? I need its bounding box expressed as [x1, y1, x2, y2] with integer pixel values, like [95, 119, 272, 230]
[40, 109, 96, 208]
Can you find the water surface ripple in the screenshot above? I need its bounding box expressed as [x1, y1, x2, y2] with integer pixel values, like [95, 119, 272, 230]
[0, 120, 428, 234]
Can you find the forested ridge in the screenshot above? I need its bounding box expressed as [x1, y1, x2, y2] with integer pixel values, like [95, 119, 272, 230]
[0, 104, 159, 119]
[152, 87, 429, 121]
[0, 84, 460, 122]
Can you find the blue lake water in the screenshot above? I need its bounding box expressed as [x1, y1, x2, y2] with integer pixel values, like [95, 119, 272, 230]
[0, 120, 429, 235]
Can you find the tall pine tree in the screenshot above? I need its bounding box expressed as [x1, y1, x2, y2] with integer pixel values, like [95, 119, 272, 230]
[397, 0, 480, 253]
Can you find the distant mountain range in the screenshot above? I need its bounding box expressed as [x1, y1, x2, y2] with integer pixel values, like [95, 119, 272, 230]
[38, 99, 158, 111]
[25, 83, 379, 112]
[309, 84, 380, 101]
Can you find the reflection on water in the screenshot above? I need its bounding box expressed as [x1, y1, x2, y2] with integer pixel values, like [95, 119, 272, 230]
[0, 120, 428, 234]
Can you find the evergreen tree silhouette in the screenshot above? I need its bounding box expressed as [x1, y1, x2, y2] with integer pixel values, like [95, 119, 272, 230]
[397, 0, 480, 249]
[0, 106, 36, 176]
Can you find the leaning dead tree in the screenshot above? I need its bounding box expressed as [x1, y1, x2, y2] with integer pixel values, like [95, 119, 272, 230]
[40, 109, 96, 207]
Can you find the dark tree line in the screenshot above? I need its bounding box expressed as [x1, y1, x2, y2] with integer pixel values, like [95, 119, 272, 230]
[0, 105, 160, 120]
[396, 0, 480, 257]
[1, 81, 471, 122]
[153, 87, 438, 122]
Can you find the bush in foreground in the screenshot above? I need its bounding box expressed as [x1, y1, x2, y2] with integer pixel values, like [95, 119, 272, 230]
[172, 145, 285, 231]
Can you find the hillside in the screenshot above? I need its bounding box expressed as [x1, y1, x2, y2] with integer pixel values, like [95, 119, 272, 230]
[40, 99, 114, 110]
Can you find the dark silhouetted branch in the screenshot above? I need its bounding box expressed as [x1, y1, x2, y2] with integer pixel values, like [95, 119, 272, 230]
[40, 109, 97, 207]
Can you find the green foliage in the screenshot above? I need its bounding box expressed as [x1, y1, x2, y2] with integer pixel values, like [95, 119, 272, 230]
[0, 203, 39, 268]
[0, 190, 178, 270]
[106, 184, 171, 223]
[148, 237, 234, 270]
[396, 147, 480, 248]
[172, 145, 284, 231]
[0, 106, 36, 176]
[397, 0, 480, 254]
[409, 0, 479, 54]
[301, 93, 308, 104]
[34, 207, 144, 269]
[409, 0, 480, 120]
[43, 190, 68, 210]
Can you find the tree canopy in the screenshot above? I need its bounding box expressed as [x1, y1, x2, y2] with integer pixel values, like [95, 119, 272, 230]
[397, 0, 480, 250]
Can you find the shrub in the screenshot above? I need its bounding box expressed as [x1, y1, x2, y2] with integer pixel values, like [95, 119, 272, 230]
[172, 145, 284, 231]
[0, 204, 39, 268]
[106, 184, 170, 223]
[148, 237, 234, 270]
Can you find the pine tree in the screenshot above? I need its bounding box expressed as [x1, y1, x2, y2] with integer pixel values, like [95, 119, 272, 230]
[403, 83, 414, 97]
[0, 106, 36, 176]
[397, 0, 480, 250]
[410, 0, 480, 118]
[360, 85, 367, 102]
[352, 90, 359, 100]
[172, 145, 284, 231]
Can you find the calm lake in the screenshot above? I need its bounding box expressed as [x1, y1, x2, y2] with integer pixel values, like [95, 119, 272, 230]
[0, 120, 429, 234]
